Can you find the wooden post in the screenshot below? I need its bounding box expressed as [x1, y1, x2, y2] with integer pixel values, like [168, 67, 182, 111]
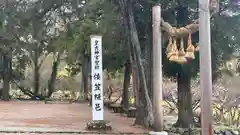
[152, 4, 163, 131]
[86, 35, 111, 131]
[90, 35, 104, 121]
[199, 0, 213, 135]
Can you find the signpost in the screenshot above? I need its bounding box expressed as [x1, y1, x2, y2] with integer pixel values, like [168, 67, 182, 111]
[90, 35, 104, 121]
[86, 35, 111, 131]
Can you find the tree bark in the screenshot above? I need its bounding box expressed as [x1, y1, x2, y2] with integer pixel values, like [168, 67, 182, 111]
[121, 60, 131, 109]
[117, 0, 153, 127]
[47, 53, 61, 97]
[81, 55, 89, 100]
[33, 66, 40, 96]
[144, 36, 153, 102]
[174, 3, 195, 128]
[33, 50, 40, 96]
[2, 53, 11, 101]
[126, 2, 153, 127]
[175, 72, 194, 128]
[130, 39, 142, 125]
[131, 55, 139, 107]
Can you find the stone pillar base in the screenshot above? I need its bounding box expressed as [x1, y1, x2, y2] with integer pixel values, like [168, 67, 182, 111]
[149, 131, 168, 135]
[86, 120, 112, 131]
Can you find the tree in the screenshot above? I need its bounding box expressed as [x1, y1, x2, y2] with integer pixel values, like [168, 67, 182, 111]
[0, 0, 239, 130]
[116, 0, 240, 129]
[12, 0, 77, 98]
[0, 0, 72, 99]
[0, 0, 19, 100]
[64, 0, 127, 100]
[117, 0, 154, 127]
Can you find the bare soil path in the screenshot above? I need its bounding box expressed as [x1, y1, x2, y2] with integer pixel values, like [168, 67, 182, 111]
[0, 101, 150, 134]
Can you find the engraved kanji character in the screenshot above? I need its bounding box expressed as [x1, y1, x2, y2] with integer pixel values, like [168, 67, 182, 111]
[93, 73, 100, 80]
[95, 103, 101, 111]
[94, 93, 101, 100]
[94, 83, 101, 91]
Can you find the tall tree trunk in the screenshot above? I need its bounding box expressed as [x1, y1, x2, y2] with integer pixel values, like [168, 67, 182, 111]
[175, 72, 194, 128]
[33, 65, 40, 96]
[118, 0, 153, 127]
[130, 43, 143, 126]
[2, 54, 11, 101]
[121, 60, 131, 109]
[80, 65, 85, 100]
[118, 0, 135, 110]
[81, 55, 89, 100]
[131, 56, 139, 107]
[47, 53, 61, 97]
[144, 37, 153, 102]
[174, 2, 194, 128]
[33, 51, 40, 96]
[127, 2, 153, 127]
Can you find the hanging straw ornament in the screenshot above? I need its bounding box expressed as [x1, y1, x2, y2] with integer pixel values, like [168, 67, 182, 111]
[166, 37, 173, 59]
[176, 38, 187, 64]
[179, 27, 186, 34]
[195, 43, 200, 52]
[185, 33, 195, 59]
[169, 38, 179, 62]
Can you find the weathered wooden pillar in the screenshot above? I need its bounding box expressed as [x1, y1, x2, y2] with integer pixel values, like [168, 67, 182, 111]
[152, 4, 164, 131]
[199, 0, 213, 135]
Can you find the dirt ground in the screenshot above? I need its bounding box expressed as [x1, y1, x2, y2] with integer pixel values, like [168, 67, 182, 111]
[0, 101, 150, 135]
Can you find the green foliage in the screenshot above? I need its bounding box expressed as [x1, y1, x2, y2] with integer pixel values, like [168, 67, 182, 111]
[64, 0, 128, 74]
[0, 0, 238, 99]
[132, 0, 240, 79]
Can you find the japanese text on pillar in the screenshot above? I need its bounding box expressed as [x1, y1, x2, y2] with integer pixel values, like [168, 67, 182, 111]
[91, 35, 104, 120]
